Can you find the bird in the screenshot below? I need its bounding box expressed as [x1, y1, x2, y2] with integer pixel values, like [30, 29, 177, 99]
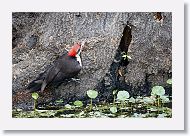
[27, 42, 85, 93]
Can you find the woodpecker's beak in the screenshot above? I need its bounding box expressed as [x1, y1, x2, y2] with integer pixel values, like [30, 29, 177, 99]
[77, 41, 86, 56]
[81, 41, 86, 51]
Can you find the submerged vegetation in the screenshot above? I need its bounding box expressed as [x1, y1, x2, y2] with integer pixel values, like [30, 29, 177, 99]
[12, 79, 172, 118]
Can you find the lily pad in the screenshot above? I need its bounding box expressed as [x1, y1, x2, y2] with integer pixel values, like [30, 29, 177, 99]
[65, 104, 72, 109]
[110, 106, 117, 113]
[143, 97, 154, 104]
[160, 96, 170, 103]
[32, 92, 39, 100]
[87, 90, 98, 99]
[117, 91, 130, 101]
[166, 79, 172, 84]
[151, 86, 165, 96]
[157, 113, 167, 118]
[129, 97, 136, 103]
[74, 100, 83, 107]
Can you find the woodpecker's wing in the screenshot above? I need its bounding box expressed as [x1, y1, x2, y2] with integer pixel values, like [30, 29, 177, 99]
[27, 53, 66, 92]
[27, 53, 82, 92]
[40, 55, 67, 92]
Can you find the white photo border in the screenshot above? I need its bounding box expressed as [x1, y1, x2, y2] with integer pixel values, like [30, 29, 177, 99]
[0, 0, 184, 130]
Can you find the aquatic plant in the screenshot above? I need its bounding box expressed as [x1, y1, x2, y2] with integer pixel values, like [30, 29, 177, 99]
[13, 86, 172, 118]
[65, 104, 72, 109]
[117, 90, 130, 101]
[117, 90, 130, 112]
[74, 100, 83, 107]
[87, 90, 98, 111]
[112, 90, 118, 105]
[166, 79, 172, 85]
[129, 97, 135, 103]
[31, 92, 39, 111]
[110, 106, 117, 113]
[151, 86, 165, 96]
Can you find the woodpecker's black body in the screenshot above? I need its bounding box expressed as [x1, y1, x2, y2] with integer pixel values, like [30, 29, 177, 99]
[27, 43, 83, 92]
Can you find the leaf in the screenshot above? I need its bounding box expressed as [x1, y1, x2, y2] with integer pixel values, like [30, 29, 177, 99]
[122, 52, 132, 60]
[56, 99, 64, 103]
[150, 107, 158, 111]
[74, 100, 83, 107]
[32, 92, 39, 100]
[143, 97, 154, 104]
[79, 111, 85, 116]
[113, 90, 117, 95]
[16, 108, 23, 112]
[127, 55, 132, 60]
[157, 113, 167, 118]
[160, 96, 170, 103]
[151, 86, 165, 96]
[65, 104, 72, 109]
[110, 106, 117, 113]
[87, 90, 98, 99]
[166, 79, 172, 84]
[94, 111, 101, 117]
[122, 54, 127, 60]
[129, 97, 136, 103]
[117, 91, 130, 101]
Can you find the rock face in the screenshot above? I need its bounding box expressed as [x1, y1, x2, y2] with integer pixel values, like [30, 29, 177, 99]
[12, 12, 172, 110]
[126, 13, 172, 86]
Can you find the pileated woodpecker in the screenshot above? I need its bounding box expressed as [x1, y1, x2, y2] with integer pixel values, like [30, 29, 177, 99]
[27, 42, 84, 93]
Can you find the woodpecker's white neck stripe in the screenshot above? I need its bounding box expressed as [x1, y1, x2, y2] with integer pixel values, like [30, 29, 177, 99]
[76, 54, 82, 67]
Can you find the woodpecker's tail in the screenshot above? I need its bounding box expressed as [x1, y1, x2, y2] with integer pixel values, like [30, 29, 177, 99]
[27, 73, 45, 92]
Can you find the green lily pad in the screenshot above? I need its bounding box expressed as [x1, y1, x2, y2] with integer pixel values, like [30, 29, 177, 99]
[65, 104, 72, 109]
[150, 107, 158, 111]
[157, 113, 167, 118]
[151, 86, 165, 96]
[32, 92, 39, 100]
[129, 97, 136, 103]
[166, 79, 172, 84]
[74, 100, 83, 107]
[160, 96, 170, 103]
[87, 90, 98, 99]
[143, 97, 154, 104]
[110, 106, 117, 113]
[117, 91, 130, 101]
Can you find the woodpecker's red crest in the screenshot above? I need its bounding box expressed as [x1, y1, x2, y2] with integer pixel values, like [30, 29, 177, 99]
[68, 43, 81, 57]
